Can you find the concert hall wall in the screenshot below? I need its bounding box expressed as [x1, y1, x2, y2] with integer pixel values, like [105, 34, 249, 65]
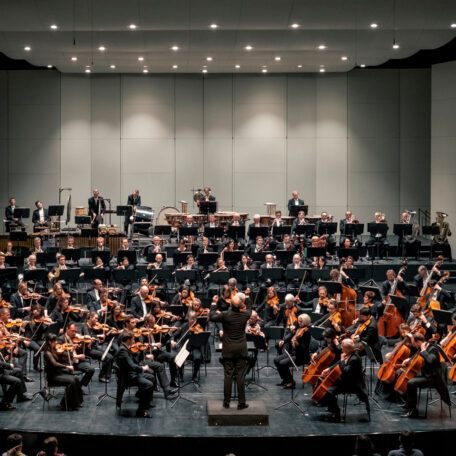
[0, 68, 430, 229]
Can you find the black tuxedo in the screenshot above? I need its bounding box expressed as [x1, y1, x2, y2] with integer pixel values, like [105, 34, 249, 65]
[10, 292, 28, 319]
[124, 194, 142, 233]
[128, 295, 149, 320]
[348, 318, 383, 363]
[32, 208, 50, 227]
[88, 196, 106, 228]
[287, 198, 304, 215]
[5, 205, 24, 231]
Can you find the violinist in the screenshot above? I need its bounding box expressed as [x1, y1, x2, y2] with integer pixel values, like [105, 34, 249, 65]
[275, 294, 302, 330]
[49, 297, 81, 331]
[23, 304, 48, 371]
[115, 330, 155, 418]
[82, 312, 113, 383]
[274, 313, 311, 389]
[189, 299, 209, 320]
[58, 323, 95, 388]
[10, 282, 31, 319]
[87, 279, 103, 306]
[348, 307, 383, 363]
[171, 286, 194, 308]
[128, 286, 151, 321]
[214, 285, 232, 312]
[400, 332, 450, 418]
[256, 286, 280, 326]
[88, 288, 111, 317]
[406, 304, 436, 340]
[246, 310, 265, 339]
[318, 338, 369, 423]
[314, 301, 344, 335]
[46, 283, 68, 315]
[106, 304, 127, 332]
[305, 285, 330, 315]
[228, 278, 238, 298]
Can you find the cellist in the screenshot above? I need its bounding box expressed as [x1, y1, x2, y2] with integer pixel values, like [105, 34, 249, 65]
[406, 304, 436, 341]
[399, 332, 450, 418]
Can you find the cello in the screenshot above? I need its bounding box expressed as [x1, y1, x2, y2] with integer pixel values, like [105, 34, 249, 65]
[312, 364, 342, 403]
[377, 339, 411, 384]
[335, 268, 357, 328]
[377, 261, 407, 338]
[302, 346, 336, 386]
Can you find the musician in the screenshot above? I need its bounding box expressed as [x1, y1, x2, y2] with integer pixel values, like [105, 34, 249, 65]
[236, 254, 252, 271]
[270, 210, 283, 228]
[260, 253, 277, 270]
[247, 215, 264, 242]
[0, 253, 8, 269]
[93, 236, 110, 253]
[45, 282, 67, 314]
[205, 214, 218, 229]
[49, 296, 81, 330]
[229, 213, 244, 227]
[305, 285, 330, 314]
[424, 279, 453, 311]
[277, 234, 296, 252]
[197, 237, 213, 258]
[23, 304, 48, 371]
[440, 311, 456, 359]
[286, 253, 305, 270]
[257, 286, 280, 325]
[413, 264, 440, 290]
[365, 212, 389, 259]
[32, 201, 50, 231]
[431, 212, 452, 261]
[246, 236, 270, 257]
[128, 286, 150, 321]
[287, 191, 304, 215]
[5, 197, 25, 232]
[58, 323, 95, 388]
[10, 282, 31, 319]
[406, 304, 436, 340]
[274, 313, 311, 389]
[210, 292, 252, 409]
[180, 255, 198, 271]
[48, 254, 71, 285]
[339, 211, 355, 245]
[87, 279, 103, 306]
[116, 330, 155, 418]
[147, 253, 165, 271]
[29, 236, 45, 255]
[314, 301, 344, 334]
[319, 338, 369, 422]
[316, 212, 336, 254]
[106, 304, 126, 333]
[220, 239, 237, 257]
[379, 269, 409, 319]
[88, 189, 106, 229]
[398, 211, 421, 258]
[42, 333, 83, 411]
[291, 210, 308, 235]
[66, 236, 76, 249]
[400, 332, 450, 418]
[182, 214, 197, 229]
[311, 327, 341, 362]
[116, 257, 134, 271]
[124, 189, 141, 235]
[275, 294, 302, 329]
[81, 312, 113, 383]
[173, 240, 190, 267]
[349, 307, 383, 363]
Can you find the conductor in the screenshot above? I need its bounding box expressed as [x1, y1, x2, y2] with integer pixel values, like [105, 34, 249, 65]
[210, 292, 252, 410]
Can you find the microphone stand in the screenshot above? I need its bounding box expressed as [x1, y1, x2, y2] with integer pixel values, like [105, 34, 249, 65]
[274, 349, 304, 414]
[97, 337, 116, 406]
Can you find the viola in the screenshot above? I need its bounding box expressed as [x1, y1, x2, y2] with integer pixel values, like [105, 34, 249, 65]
[302, 346, 336, 386]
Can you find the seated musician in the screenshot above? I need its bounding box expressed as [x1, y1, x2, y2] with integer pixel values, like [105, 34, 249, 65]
[93, 256, 109, 271]
[413, 264, 439, 290]
[106, 303, 126, 333]
[116, 257, 134, 270]
[440, 311, 456, 362]
[406, 303, 436, 340]
[205, 214, 218, 228]
[246, 235, 269, 257]
[179, 255, 198, 271]
[304, 285, 330, 314]
[5, 197, 25, 232]
[208, 256, 228, 275]
[229, 213, 244, 227]
[260, 253, 277, 270]
[173, 239, 190, 267]
[246, 310, 267, 372]
[4, 241, 14, 256]
[49, 296, 82, 331]
[342, 237, 352, 249]
[43, 333, 83, 411]
[93, 236, 110, 253]
[365, 212, 389, 259]
[171, 286, 194, 309]
[115, 330, 155, 418]
[30, 236, 45, 255]
[270, 210, 284, 228]
[291, 210, 307, 235]
[147, 252, 165, 270]
[0, 253, 9, 269]
[45, 282, 68, 315]
[212, 285, 232, 313]
[431, 212, 452, 261]
[228, 278, 239, 298]
[310, 327, 341, 363]
[236, 254, 252, 271]
[197, 236, 213, 257]
[348, 307, 383, 363]
[48, 254, 71, 284]
[311, 255, 327, 269]
[318, 338, 370, 422]
[220, 239, 238, 257]
[398, 211, 421, 258]
[257, 286, 280, 326]
[10, 282, 31, 319]
[287, 190, 304, 215]
[65, 236, 76, 249]
[286, 253, 305, 270]
[277, 233, 296, 252]
[400, 332, 450, 418]
[247, 214, 264, 243]
[182, 214, 197, 229]
[362, 290, 377, 313]
[275, 294, 302, 330]
[316, 212, 336, 254]
[23, 304, 48, 371]
[32, 201, 50, 231]
[81, 312, 113, 383]
[128, 285, 151, 321]
[425, 279, 453, 310]
[379, 269, 408, 318]
[339, 211, 357, 246]
[274, 313, 311, 389]
[314, 301, 344, 335]
[57, 323, 95, 388]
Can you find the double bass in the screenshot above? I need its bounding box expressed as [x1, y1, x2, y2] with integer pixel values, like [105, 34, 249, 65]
[335, 269, 357, 328]
[418, 256, 444, 308]
[378, 261, 407, 338]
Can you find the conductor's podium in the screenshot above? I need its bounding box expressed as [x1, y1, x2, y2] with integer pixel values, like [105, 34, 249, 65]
[207, 400, 269, 426]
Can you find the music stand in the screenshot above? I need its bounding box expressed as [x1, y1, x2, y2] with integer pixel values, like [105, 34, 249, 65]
[148, 268, 172, 283]
[13, 207, 30, 219]
[179, 227, 198, 238]
[76, 216, 91, 226]
[249, 227, 268, 240]
[342, 223, 364, 239]
[223, 251, 243, 265]
[208, 271, 230, 284]
[318, 281, 342, 296]
[274, 349, 304, 414]
[145, 251, 167, 263]
[359, 285, 382, 301]
[91, 251, 111, 265]
[197, 253, 219, 268]
[84, 268, 108, 281]
[234, 269, 259, 285]
[61, 248, 81, 262]
[261, 268, 284, 282]
[295, 224, 315, 237]
[112, 269, 135, 283]
[199, 201, 217, 215]
[170, 340, 197, 408]
[0, 267, 18, 282]
[59, 268, 81, 284]
[367, 223, 389, 259]
[289, 205, 308, 217]
[394, 224, 413, 257]
[185, 331, 211, 391]
[271, 225, 291, 238]
[2, 256, 23, 267]
[306, 247, 326, 259]
[245, 334, 268, 391]
[285, 268, 308, 281]
[260, 326, 284, 376]
[227, 225, 245, 241]
[423, 225, 441, 260]
[309, 326, 325, 340]
[389, 295, 409, 320]
[338, 248, 360, 261]
[97, 338, 116, 406]
[154, 225, 172, 236]
[173, 252, 191, 266]
[23, 268, 47, 284]
[117, 250, 137, 265]
[433, 309, 453, 326]
[48, 205, 64, 217]
[81, 227, 97, 236]
[275, 250, 294, 265]
[311, 269, 331, 281]
[317, 223, 337, 236]
[175, 270, 197, 283]
[9, 231, 27, 242]
[345, 268, 366, 281]
[36, 252, 56, 265]
[203, 227, 224, 238]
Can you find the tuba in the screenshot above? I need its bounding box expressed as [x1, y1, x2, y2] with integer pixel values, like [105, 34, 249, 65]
[405, 210, 420, 243]
[434, 212, 451, 244]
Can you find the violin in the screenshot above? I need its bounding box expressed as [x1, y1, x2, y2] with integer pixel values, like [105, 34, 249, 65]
[6, 318, 23, 328]
[291, 326, 308, 347]
[0, 338, 15, 350]
[285, 306, 298, 326]
[196, 308, 210, 317]
[190, 324, 203, 334]
[33, 316, 54, 325]
[72, 335, 95, 344]
[0, 300, 12, 308]
[155, 310, 178, 320]
[131, 342, 150, 353]
[55, 343, 77, 354]
[64, 305, 89, 314]
[267, 296, 280, 313]
[152, 324, 177, 334]
[134, 327, 151, 338]
[23, 292, 45, 300]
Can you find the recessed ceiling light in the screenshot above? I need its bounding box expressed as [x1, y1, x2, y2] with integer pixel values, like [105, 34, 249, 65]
[98, 46, 106, 51]
[138, 56, 144, 61]
[290, 23, 300, 29]
[245, 45, 253, 51]
[262, 69, 268, 73]
[274, 56, 281, 61]
[172, 65, 178, 69]
[210, 23, 218, 29]
[297, 64, 302, 68]
[50, 24, 58, 30]
[171, 45, 179, 51]
[85, 69, 91, 73]
[110, 65, 116, 69]
[318, 44, 326, 50]
[235, 64, 240, 69]
[370, 23, 378, 29]
[393, 42, 400, 49]
[451, 23, 456, 28]
[128, 24, 137, 30]
[47, 65, 53, 68]
[24, 46, 31, 51]
[319, 68, 326, 73]
[71, 56, 78, 61]
[341, 56, 348, 61]
[202, 69, 208, 73]
[206, 57, 213, 61]
[143, 65, 148, 68]
[143, 69, 148, 73]
[85, 65, 90, 68]
[360, 64, 366, 68]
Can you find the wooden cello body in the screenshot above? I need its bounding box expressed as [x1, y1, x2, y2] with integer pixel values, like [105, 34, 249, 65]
[394, 351, 424, 393]
[377, 341, 410, 384]
[338, 285, 358, 328]
[302, 346, 336, 386]
[312, 364, 342, 402]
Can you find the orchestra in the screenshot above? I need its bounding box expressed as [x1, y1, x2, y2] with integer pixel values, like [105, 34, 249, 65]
[0, 191, 454, 425]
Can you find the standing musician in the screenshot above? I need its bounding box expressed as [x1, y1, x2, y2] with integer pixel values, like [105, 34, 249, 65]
[57, 323, 95, 388]
[399, 332, 450, 418]
[88, 189, 106, 229]
[32, 201, 50, 231]
[287, 191, 304, 215]
[406, 304, 436, 340]
[274, 313, 311, 389]
[314, 301, 344, 335]
[115, 330, 155, 418]
[210, 292, 252, 410]
[379, 269, 409, 318]
[200, 187, 216, 203]
[432, 212, 452, 261]
[124, 189, 141, 235]
[317, 338, 370, 422]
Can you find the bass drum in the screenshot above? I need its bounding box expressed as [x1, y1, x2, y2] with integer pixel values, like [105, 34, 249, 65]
[157, 206, 179, 226]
